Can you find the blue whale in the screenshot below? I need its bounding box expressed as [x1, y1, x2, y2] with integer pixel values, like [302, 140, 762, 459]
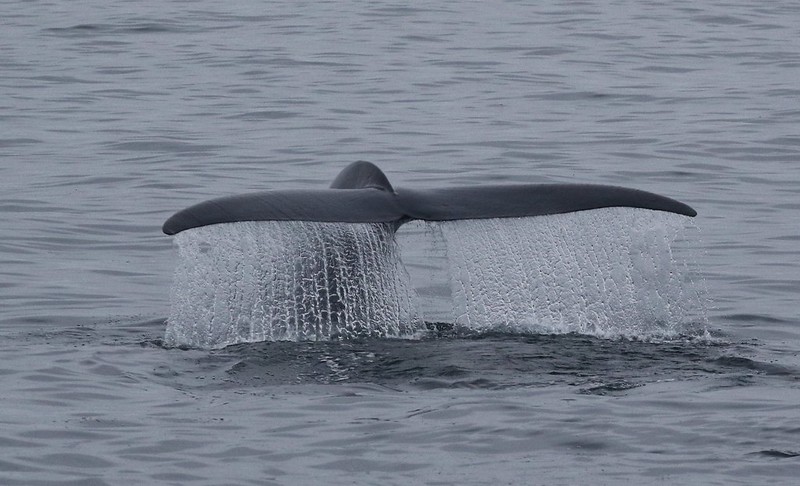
[162, 161, 696, 235]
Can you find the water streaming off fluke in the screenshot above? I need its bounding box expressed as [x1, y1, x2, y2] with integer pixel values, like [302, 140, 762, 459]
[165, 221, 423, 348]
[439, 208, 706, 337]
[165, 209, 705, 348]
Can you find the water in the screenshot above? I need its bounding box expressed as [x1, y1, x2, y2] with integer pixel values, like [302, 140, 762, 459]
[439, 210, 705, 336]
[167, 210, 703, 348]
[2, 0, 800, 484]
[167, 221, 422, 347]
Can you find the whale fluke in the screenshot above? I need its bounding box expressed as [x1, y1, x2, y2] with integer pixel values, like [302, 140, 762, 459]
[398, 184, 696, 221]
[162, 161, 696, 235]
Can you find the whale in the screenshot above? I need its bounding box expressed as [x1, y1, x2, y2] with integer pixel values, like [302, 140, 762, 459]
[162, 161, 696, 235]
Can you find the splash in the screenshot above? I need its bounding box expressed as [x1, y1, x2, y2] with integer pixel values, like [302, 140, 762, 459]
[165, 221, 423, 348]
[438, 208, 706, 338]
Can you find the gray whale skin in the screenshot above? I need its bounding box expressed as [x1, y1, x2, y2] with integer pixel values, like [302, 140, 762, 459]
[162, 161, 696, 235]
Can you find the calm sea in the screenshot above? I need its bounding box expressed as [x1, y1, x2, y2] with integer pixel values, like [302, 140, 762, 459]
[2, 1, 799, 484]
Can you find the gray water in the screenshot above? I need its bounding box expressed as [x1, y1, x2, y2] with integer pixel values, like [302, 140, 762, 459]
[2, 0, 800, 484]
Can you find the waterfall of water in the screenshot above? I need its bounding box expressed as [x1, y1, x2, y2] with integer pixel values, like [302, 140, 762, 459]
[438, 208, 706, 338]
[165, 221, 423, 348]
[165, 209, 705, 348]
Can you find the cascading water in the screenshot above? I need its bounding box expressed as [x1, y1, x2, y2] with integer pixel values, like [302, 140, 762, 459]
[165, 208, 705, 348]
[165, 221, 423, 349]
[437, 208, 706, 338]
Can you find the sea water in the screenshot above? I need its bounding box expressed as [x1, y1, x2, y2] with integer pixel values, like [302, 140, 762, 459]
[3, 0, 800, 484]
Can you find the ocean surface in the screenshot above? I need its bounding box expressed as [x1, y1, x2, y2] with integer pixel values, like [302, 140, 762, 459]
[2, 0, 799, 484]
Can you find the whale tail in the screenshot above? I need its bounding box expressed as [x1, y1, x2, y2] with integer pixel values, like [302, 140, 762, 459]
[162, 161, 696, 235]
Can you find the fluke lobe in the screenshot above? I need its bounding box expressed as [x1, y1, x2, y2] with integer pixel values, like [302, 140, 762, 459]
[162, 161, 696, 235]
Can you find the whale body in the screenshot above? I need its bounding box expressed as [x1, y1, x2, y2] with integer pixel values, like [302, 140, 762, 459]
[162, 161, 696, 235]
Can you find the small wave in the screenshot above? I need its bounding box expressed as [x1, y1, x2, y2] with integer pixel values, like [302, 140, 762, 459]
[579, 381, 644, 395]
[752, 449, 800, 459]
[720, 313, 790, 324]
[44, 21, 190, 37]
[708, 356, 797, 377]
[0, 138, 42, 148]
[105, 140, 222, 155]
